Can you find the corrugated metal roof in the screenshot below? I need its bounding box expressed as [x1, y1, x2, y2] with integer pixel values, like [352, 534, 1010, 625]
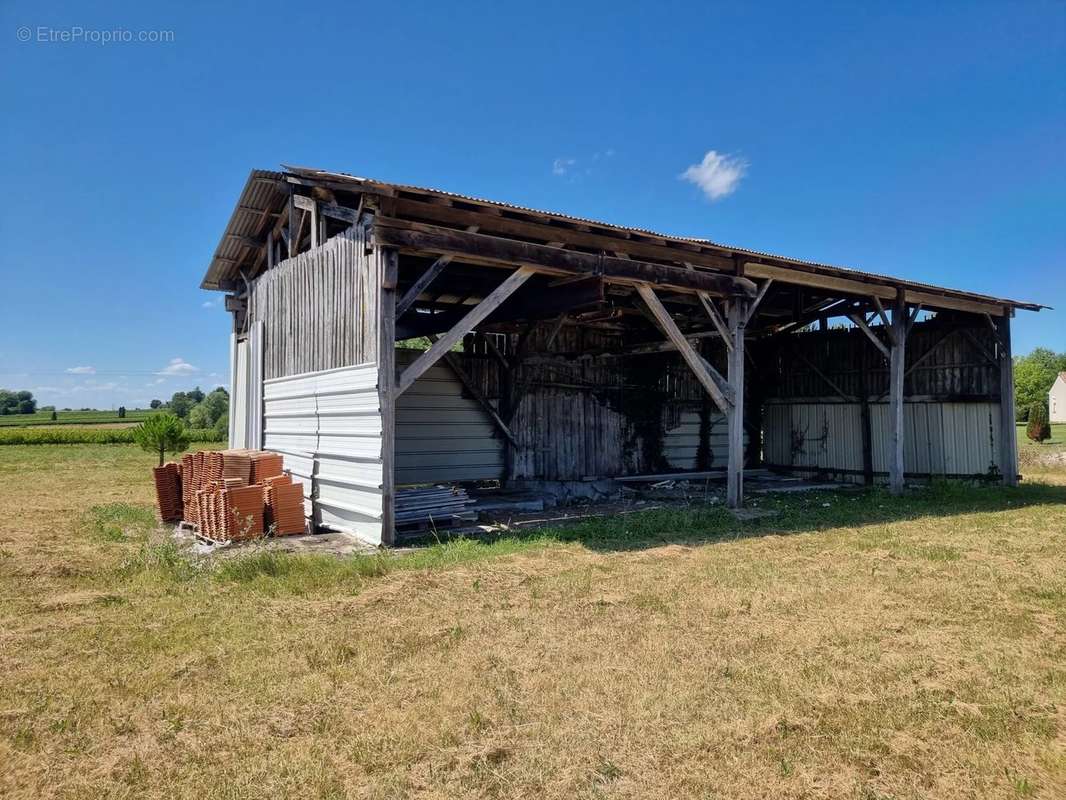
[202, 169, 287, 289]
[202, 164, 1046, 312]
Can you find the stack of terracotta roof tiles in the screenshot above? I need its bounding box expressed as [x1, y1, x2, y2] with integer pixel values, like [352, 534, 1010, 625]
[163, 448, 295, 543]
[152, 462, 183, 522]
[249, 451, 284, 485]
[263, 475, 306, 536]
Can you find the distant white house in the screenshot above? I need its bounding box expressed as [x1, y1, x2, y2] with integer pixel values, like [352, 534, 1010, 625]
[1051, 372, 1066, 423]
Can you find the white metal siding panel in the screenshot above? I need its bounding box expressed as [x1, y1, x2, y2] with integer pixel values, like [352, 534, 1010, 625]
[230, 336, 249, 449]
[247, 321, 264, 448]
[262, 362, 384, 544]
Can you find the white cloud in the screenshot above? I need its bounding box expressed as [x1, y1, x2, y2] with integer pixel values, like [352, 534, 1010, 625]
[552, 157, 577, 176]
[66, 366, 96, 374]
[202, 300, 215, 309]
[157, 357, 198, 376]
[680, 150, 748, 201]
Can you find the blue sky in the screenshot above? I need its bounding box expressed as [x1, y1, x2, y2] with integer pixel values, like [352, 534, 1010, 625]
[1, 0, 1063, 409]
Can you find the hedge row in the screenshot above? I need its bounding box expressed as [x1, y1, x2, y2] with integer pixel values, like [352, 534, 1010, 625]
[0, 427, 225, 446]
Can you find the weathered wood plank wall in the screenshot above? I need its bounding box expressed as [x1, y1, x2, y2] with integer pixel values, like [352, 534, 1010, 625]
[248, 225, 382, 380]
[459, 322, 733, 480]
[762, 320, 1001, 400]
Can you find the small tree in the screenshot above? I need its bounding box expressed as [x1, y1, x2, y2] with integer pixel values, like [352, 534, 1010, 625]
[150, 399, 162, 409]
[117, 406, 126, 419]
[1026, 401, 1051, 443]
[50, 410, 57, 421]
[133, 413, 191, 466]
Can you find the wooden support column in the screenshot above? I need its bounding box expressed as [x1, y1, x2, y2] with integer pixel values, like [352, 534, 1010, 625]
[726, 299, 748, 508]
[378, 248, 398, 545]
[995, 312, 1019, 485]
[888, 293, 907, 496]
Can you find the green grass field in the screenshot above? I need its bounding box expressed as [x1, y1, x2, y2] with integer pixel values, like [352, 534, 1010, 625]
[1, 443, 1065, 798]
[0, 408, 153, 427]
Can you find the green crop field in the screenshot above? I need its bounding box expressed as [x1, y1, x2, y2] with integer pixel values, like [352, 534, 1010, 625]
[0, 408, 154, 427]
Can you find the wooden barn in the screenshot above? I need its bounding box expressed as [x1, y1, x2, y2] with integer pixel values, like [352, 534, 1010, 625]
[202, 166, 1044, 545]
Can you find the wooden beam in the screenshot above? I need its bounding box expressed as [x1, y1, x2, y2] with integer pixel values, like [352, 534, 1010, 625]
[286, 194, 296, 258]
[996, 315, 1018, 485]
[745, 261, 898, 300]
[637, 285, 733, 414]
[396, 267, 535, 396]
[396, 255, 452, 318]
[726, 300, 748, 508]
[320, 202, 359, 224]
[888, 294, 908, 496]
[373, 218, 757, 298]
[872, 296, 891, 329]
[391, 196, 738, 272]
[430, 339, 519, 448]
[848, 314, 892, 359]
[378, 249, 398, 545]
[745, 279, 774, 323]
[698, 292, 732, 351]
[482, 334, 511, 371]
[904, 289, 1006, 317]
[545, 313, 568, 349]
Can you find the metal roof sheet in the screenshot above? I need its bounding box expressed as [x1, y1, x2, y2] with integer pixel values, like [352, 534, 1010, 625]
[202, 165, 1046, 313]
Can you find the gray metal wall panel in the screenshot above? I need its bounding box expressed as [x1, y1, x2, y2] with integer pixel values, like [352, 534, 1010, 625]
[394, 349, 505, 485]
[766, 400, 1002, 480]
[662, 411, 740, 470]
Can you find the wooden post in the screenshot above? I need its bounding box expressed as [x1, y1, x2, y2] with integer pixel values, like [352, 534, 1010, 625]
[888, 293, 907, 496]
[858, 339, 874, 486]
[727, 299, 747, 508]
[378, 249, 398, 545]
[996, 312, 1019, 485]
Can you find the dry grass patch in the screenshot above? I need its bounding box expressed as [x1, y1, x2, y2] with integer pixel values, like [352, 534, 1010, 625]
[1, 444, 1065, 799]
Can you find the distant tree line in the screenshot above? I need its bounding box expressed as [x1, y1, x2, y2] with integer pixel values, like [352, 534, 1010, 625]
[0, 390, 37, 415]
[149, 387, 229, 436]
[1014, 348, 1066, 422]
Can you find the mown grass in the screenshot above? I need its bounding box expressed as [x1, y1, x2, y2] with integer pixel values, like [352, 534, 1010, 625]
[2, 443, 1065, 799]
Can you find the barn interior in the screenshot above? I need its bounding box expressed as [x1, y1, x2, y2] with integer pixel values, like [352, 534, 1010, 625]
[203, 167, 1043, 545]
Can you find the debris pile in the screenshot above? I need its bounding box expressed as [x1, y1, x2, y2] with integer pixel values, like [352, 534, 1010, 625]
[153, 449, 306, 543]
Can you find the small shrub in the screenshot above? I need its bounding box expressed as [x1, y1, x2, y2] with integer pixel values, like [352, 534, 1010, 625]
[1026, 402, 1051, 443]
[133, 413, 191, 465]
